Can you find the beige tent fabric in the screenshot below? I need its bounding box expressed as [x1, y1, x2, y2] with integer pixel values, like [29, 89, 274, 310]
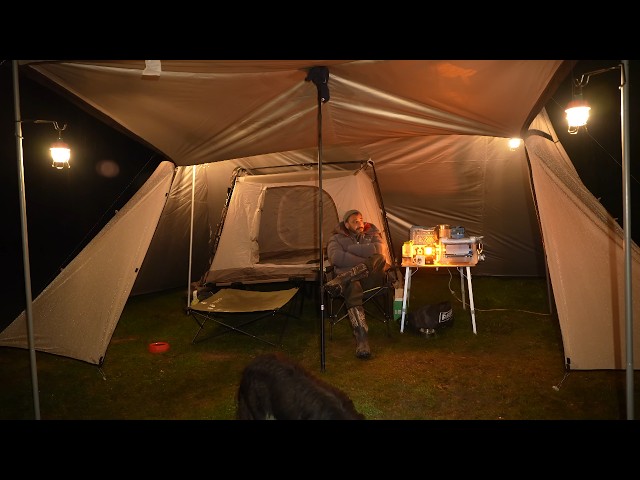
[132, 164, 212, 296]
[203, 165, 391, 286]
[24, 60, 567, 281]
[526, 111, 640, 370]
[0, 162, 175, 365]
[25, 60, 568, 165]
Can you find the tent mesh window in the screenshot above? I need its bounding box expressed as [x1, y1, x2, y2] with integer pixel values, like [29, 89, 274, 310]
[258, 185, 338, 265]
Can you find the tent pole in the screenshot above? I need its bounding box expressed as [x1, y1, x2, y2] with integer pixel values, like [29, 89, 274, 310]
[620, 60, 633, 420]
[12, 60, 41, 419]
[305, 67, 330, 372]
[187, 165, 196, 310]
[317, 94, 325, 372]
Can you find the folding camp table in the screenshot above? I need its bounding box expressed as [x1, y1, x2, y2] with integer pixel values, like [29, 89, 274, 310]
[399, 234, 483, 334]
[400, 265, 477, 334]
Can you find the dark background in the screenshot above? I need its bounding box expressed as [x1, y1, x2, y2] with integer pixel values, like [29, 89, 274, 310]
[1, 60, 638, 325]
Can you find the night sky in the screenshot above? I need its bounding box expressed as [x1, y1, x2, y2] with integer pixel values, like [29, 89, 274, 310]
[1, 60, 638, 325]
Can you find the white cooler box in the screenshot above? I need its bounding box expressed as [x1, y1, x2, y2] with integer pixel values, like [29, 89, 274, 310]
[438, 236, 482, 266]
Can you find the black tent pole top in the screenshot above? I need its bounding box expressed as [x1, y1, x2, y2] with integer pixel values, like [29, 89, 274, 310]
[305, 66, 330, 104]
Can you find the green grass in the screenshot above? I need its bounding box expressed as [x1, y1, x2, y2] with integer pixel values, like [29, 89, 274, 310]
[1, 272, 638, 420]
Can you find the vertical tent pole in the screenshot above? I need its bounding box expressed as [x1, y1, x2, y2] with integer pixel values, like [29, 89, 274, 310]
[187, 165, 196, 309]
[305, 67, 330, 372]
[12, 60, 41, 419]
[620, 60, 633, 420]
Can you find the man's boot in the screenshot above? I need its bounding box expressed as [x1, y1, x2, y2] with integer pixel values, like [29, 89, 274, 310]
[325, 263, 369, 297]
[348, 306, 371, 359]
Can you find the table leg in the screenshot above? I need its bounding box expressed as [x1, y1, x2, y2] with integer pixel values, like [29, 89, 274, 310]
[400, 266, 411, 333]
[466, 266, 477, 334]
[459, 267, 467, 310]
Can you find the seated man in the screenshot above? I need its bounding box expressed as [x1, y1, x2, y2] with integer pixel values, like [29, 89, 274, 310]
[325, 209, 390, 359]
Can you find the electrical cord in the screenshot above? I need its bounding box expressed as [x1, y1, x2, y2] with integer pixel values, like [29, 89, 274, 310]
[447, 268, 552, 316]
[447, 268, 568, 390]
[408, 264, 567, 389]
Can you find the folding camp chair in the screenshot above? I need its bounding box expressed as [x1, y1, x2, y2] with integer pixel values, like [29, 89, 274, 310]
[188, 287, 300, 347]
[324, 266, 399, 340]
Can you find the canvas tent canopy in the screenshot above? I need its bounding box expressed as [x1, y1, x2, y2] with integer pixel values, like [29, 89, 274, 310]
[203, 161, 395, 286]
[2, 60, 639, 371]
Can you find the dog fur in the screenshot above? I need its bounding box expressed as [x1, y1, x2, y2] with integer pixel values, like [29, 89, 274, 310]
[236, 353, 365, 420]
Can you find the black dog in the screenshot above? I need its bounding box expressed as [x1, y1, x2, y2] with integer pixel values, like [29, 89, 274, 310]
[236, 353, 365, 420]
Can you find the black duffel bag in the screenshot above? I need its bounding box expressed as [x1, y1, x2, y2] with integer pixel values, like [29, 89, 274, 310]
[406, 301, 454, 336]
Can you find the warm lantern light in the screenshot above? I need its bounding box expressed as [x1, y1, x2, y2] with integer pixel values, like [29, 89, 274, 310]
[50, 140, 71, 168]
[565, 98, 591, 134]
[33, 119, 71, 168]
[565, 65, 623, 135]
[508, 138, 522, 150]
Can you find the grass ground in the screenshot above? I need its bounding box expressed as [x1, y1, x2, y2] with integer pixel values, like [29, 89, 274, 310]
[1, 271, 638, 421]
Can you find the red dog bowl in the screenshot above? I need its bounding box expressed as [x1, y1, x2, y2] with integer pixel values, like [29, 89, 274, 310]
[148, 341, 170, 354]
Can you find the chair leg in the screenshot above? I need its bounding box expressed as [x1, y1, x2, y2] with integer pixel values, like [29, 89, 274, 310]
[328, 294, 341, 340]
[326, 293, 349, 340]
[325, 290, 332, 340]
[325, 280, 394, 341]
[329, 305, 334, 340]
[361, 286, 393, 337]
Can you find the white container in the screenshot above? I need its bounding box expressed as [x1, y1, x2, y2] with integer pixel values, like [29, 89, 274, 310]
[439, 236, 480, 266]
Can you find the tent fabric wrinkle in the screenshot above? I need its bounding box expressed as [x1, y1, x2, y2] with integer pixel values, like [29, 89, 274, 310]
[330, 74, 503, 138]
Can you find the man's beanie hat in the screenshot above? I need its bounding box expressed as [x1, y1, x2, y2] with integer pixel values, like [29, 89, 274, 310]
[343, 209, 361, 223]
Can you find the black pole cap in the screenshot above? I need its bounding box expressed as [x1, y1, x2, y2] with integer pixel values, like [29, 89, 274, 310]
[305, 66, 330, 103]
